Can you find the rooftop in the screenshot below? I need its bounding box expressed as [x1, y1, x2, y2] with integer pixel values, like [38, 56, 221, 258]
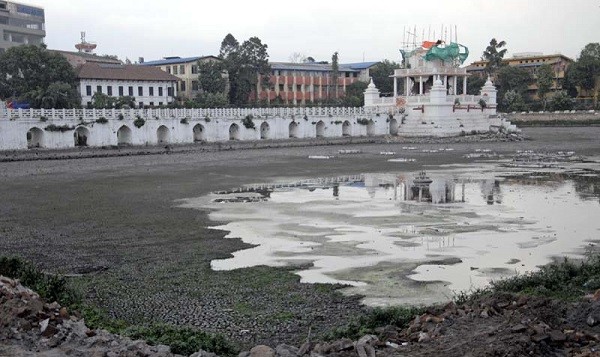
[76, 62, 179, 82]
[271, 61, 379, 72]
[140, 56, 220, 66]
[51, 49, 122, 65]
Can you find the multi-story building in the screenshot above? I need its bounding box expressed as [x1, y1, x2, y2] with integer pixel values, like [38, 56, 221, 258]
[465, 53, 573, 98]
[140, 56, 223, 99]
[76, 62, 178, 108]
[0, 0, 45, 53]
[258, 61, 379, 105]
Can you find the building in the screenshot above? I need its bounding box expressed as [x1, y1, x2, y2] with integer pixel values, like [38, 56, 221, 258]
[51, 49, 122, 68]
[258, 61, 379, 105]
[465, 53, 573, 98]
[76, 62, 178, 108]
[0, 0, 45, 53]
[140, 56, 223, 99]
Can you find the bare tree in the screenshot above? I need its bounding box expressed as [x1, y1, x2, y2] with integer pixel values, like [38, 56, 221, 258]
[288, 52, 307, 63]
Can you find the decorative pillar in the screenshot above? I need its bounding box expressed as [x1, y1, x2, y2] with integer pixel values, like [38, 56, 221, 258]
[453, 76, 458, 96]
[363, 77, 381, 107]
[393, 77, 398, 98]
[463, 76, 467, 95]
[405, 77, 410, 96]
[419, 76, 423, 95]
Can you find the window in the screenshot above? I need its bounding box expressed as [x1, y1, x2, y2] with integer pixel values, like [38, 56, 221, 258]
[353, 73, 357, 78]
[96, 85, 102, 94]
[118, 86, 124, 96]
[191, 65, 198, 74]
[180, 81, 186, 91]
[149, 102, 154, 107]
[296, 84, 302, 91]
[167, 87, 174, 97]
[139, 102, 144, 108]
[166, 66, 171, 74]
[138, 86, 143, 96]
[345, 72, 350, 78]
[149, 87, 154, 96]
[107, 86, 113, 96]
[158, 87, 163, 96]
[192, 81, 199, 91]
[129, 86, 134, 96]
[159, 102, 163, 106]
[179, 65, 185, 74]
[173, 66, 178, 75]
[279, 84, 284, 92]
[274, 70, 280, 76]
[314, 85, 320, 93]
[86, 85, 92, 96]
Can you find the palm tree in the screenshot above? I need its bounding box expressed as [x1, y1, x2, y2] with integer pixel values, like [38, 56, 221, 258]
[482, 38, 507, 76]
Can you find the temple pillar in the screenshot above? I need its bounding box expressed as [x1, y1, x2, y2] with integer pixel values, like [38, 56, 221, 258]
[419, 76, 423, 95]
[463, 76, 467, 95]
[453, 76, 458, 96]
[405, 77, 410, 96]
[393, 77, 398, 97]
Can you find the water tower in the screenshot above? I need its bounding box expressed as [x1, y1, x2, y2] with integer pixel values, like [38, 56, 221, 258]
[75, 31, 97, 53]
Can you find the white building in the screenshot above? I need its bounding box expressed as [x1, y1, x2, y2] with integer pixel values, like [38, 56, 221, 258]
[76, 63, 178, 108]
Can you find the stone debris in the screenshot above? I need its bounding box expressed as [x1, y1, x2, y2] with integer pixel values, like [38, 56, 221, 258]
[387, 158, 416, 163]
[308, 155, 333, 160]
[338, 149, 362, 154]
[4, 274, 600, 357]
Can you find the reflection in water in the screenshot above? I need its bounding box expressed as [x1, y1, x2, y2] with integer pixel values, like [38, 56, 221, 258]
[180, 169, 600, 306]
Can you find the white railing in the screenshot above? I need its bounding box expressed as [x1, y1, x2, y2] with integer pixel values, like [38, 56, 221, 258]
[406, 95, 430, 104]
[3, 107, 369, 121]
[446, 95, 478, 103]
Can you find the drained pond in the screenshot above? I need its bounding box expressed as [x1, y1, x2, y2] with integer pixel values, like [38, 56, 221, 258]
[180, 156, 600, 307]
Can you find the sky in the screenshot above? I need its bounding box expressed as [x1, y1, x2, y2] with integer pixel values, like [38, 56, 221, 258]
[18, 0, 600, 65]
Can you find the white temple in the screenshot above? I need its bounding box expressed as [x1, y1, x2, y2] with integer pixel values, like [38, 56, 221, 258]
[365, 40, 517, 136]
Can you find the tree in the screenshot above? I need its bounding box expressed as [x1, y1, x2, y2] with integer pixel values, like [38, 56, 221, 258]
[369, 60, 399, 95]
[288, 52, 307, 63]
[24, 82, 80, 109]
[548, 91, 574, 111]
[568, 43, 600, 106]
[341, 81, 368, 107]
[457, 75, 487, 95]
[0, 45, 80, 108]
[495, 66, 533, 97]
[197, 60, 227, 94]
[482, 38, 507, 76]
[196, 92, 228, 108]
[331, 52, 339, 99]
[501, 90, 526, 112]
[536, 63, 554, 109]
[219, 34, 271, 106]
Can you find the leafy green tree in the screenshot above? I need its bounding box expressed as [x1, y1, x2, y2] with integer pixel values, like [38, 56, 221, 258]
[568, 43, 600, 106]
[548, 91, 574, 111]
[24, 82, 80, 109]
[219, 34, 271, 106]
[482, 38, 507, 76]
[198, 60, 227, 94]
[501, 90, 526, 112]
[331, 52, 339, 99]
[370, 60, 399, 95]
[495, 66, 533, 109]
[114, 96, 136, 109]
[0, 45, 80, 108]
[90, 92, 114, 108]
[536, 63, 554, 109]
[196, 92, 229, 108]
[341, 81, 368, 107]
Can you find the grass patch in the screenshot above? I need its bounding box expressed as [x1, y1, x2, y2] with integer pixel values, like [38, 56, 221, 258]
[323, 305, 424, 341]
[124, 324, 237, 356]
[488, 255, 600, 300]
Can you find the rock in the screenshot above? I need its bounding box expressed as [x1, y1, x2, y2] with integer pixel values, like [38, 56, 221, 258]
[190, 350, 217, 357]
[418, 332, 431, 343]
[275, 344, 299, 357]
[59, 307, 68, 318]
[41, 324, 58, 338]
[355, 344, 376, 357]
[297, 341, 313, 356]
[329, 338, 354, 352]
[587, 313, 600, 327]
[39, 318, 50, 334]
[237, 353, 250, 357]
[249, 345, 275, 357]
[531, 334, 549, 343]
[549, 330, 567, 342]
[511, 324, 528, 333]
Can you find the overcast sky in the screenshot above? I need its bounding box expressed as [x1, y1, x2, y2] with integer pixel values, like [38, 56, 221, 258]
[19, 0, 600, 65]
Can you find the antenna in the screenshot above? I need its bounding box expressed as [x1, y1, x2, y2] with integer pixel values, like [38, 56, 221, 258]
[455, 25, 458, 43]
[450, 26, 452, 44]
[428, 25, 431, 41]
[413, 25, 417, 48]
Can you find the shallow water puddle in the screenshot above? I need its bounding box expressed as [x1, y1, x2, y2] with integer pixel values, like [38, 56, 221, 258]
[179, 166, 600, 306]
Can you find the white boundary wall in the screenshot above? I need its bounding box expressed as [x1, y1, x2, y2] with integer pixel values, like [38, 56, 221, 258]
[0, 104, 512, 151]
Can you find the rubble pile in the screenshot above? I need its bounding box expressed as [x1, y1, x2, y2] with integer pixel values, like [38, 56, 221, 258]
[3, 274, 600, 356]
